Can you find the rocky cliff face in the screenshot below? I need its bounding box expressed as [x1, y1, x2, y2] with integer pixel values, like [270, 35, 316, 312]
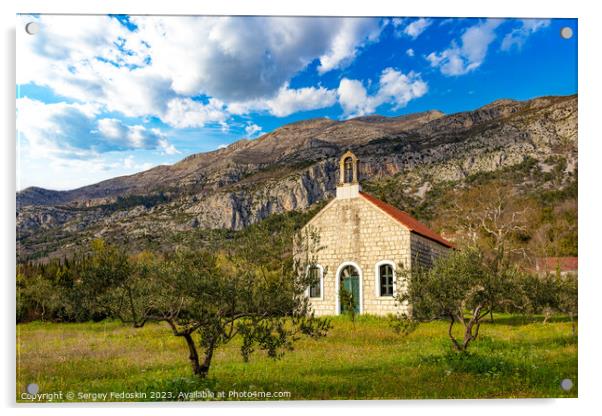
[16, 94, 577, 261]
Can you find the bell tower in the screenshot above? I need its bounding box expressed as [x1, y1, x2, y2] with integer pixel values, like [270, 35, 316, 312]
[336, 150, 361, 199]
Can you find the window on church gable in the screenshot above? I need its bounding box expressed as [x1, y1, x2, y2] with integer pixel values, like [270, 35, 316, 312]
[379, 263, 394, 297]
[344, 157, 354, 183]
[308, 266, 322, 298]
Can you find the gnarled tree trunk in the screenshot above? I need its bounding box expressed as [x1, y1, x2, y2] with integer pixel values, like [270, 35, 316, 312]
[182, 333, 203, 376]
[198, 340, 216, 378]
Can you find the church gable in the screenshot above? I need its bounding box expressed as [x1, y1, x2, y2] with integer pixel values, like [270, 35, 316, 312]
[303, 153, 451, 249]
[304, 191, 412, 237]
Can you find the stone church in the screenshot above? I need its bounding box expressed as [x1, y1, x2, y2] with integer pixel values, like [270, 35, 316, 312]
[299, 151, 453, 316]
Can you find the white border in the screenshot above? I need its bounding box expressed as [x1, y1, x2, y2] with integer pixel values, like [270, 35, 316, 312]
[4, 1, 602, 415]
[334, 261, 363, 315]
[11, 0, 583, 18]
[374, 260, 396, 298]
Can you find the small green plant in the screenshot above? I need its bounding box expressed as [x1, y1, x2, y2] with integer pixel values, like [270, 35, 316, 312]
[339, 286, 356, 324]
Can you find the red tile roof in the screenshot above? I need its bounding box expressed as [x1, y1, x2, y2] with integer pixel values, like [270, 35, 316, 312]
[359, 192, 454, 248]
[535, 257, 578, 273]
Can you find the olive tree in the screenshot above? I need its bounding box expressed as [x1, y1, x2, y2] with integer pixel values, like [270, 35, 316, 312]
[557, 272, 578, 335]
[17, 273, 62, 321]
[393, 247, 526, 352]
[77, 238, 329, 378]
[520, 267, 578, 333]
[520, 271, 558, 323]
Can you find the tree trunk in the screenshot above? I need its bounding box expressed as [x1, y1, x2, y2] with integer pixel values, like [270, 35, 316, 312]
[543, 309, 550, 324]
[447, 315, 464, 352]
[461, 308, 484, 351]
[463, 320, 474, 350]
[182, 333, 203, 377]
[198, 341, 216, 378]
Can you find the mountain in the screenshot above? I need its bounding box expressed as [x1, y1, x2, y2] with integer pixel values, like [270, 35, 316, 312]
[17, 109, 446, 207]
[16, 94, 577, 262]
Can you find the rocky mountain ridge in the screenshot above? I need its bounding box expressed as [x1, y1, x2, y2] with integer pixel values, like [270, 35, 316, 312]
[16, 94, 577, 261]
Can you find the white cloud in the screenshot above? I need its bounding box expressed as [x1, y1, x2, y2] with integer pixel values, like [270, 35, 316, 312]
[377, 68, 428, 109]
[267, 85, 337, 117]
[228, 84, 337, 117]
[97, 118, 127, 140]
[337, 79, 375, 117]
[17, 15, 175, 119]
[317, 18, 383, 74]
[268, 86, 334, 116]
[244, 123, 263, 138]
[17, 98, 101, 159]
[157, 137, 180, 155]
[501, 19, 551, 51]
[98, 119, 175, 152]
[403, 18, 432, 39]
[17, 15, 148, 85]
[162, 98, 228, 129]
[337, 68, 427, 118]
[131, 15, 382, 99]
[406, 48, 415, 57]
[18, 15, 384, 129]
[17, 98, 177, 158]
[391, 18, 405, 28]
[426, 19, 503, 76]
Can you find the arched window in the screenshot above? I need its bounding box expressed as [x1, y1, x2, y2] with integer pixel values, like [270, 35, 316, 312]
[376, 261, 395, 297]
[307, 265, 323, 299]
[344, 157, 354, 183]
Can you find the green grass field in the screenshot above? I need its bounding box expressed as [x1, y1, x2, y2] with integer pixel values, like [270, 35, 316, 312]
[16, 314, 577, 402]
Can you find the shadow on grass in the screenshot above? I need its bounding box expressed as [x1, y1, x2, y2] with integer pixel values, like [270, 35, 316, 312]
[418, 351, 516, 376]
[486, 314, 576, 326]
[473, 333, 578, 350]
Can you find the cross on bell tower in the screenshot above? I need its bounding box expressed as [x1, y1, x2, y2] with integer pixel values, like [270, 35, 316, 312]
[336, 150, 361, 199]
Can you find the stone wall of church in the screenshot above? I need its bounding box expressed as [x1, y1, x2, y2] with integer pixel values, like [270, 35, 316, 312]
[410, 233, 451, 270]
[301, 196, 414, 317]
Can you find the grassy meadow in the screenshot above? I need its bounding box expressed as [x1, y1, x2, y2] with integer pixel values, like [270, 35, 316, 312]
[16, 314, 577, 402]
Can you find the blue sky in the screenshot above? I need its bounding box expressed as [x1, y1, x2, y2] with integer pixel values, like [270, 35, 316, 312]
[16, 15, 577, 190]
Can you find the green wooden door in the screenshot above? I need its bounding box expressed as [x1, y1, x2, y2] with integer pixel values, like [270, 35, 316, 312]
[339, 265, 360, 314]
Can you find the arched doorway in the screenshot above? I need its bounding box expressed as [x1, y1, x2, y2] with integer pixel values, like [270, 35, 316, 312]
[336, 263, 362, 314]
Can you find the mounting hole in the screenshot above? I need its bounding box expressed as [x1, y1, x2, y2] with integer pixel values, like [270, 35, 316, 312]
[560, 27, 573, 40]
[560, 378, 573, 391]
[25, 22, 39, 35]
